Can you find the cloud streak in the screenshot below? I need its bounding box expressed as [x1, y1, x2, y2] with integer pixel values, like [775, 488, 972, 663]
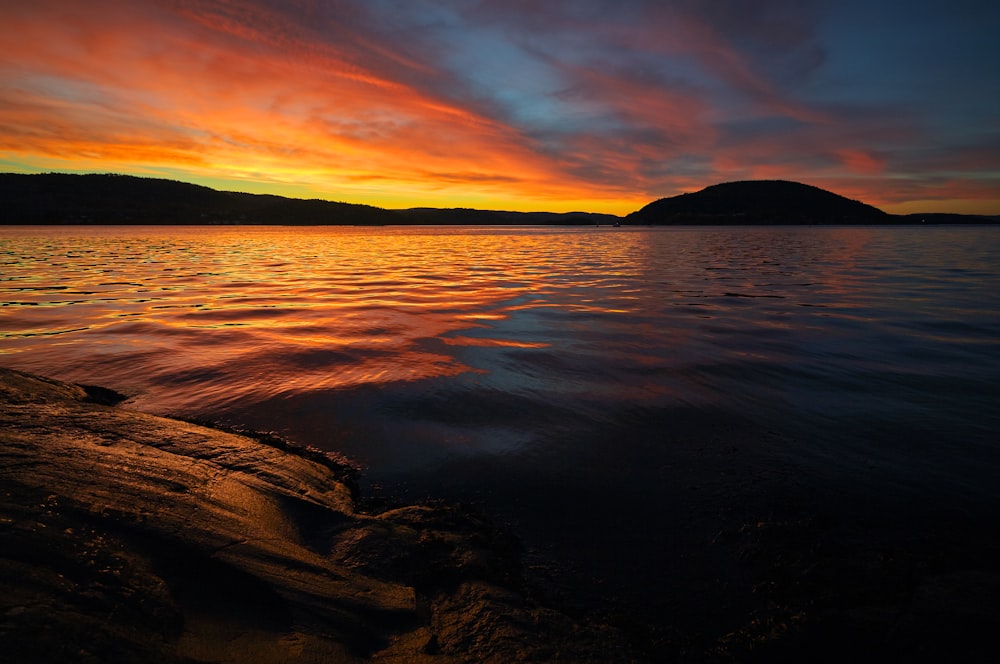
[1, 0, 998, 213]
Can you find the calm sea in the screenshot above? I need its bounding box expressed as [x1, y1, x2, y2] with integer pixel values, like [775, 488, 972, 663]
[3, 224, 999, 616]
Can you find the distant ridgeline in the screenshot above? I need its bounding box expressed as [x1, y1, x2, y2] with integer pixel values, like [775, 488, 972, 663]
[0, 173, 615, 226]
[1, 173, 995, 224]
[0, 173, 391, 225]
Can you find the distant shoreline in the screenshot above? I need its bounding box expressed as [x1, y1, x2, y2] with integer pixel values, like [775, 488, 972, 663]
[3, 172, 997, 226]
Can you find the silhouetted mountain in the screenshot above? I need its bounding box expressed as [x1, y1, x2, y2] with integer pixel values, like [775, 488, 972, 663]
[0, 173, 617, 226]
[627, 180, 891, 225]
[0, 173, 392, 225]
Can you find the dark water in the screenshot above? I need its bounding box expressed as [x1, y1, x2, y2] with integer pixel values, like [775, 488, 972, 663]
[3, 224, 1000, 621]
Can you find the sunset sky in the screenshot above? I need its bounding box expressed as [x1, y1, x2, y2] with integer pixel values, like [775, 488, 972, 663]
[2, 0, 998, 215]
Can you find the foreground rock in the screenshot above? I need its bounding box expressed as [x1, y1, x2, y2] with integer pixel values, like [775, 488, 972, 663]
[0, 368, 628, 663]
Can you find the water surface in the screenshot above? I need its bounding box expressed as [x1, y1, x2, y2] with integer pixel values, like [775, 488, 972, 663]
[3, 224, 999, 617]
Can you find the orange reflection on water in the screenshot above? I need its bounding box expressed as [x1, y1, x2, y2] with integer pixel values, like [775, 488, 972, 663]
[441, 336, 550, 349]
[1, 226, 647, 414]
[3, 224, 1000, 429]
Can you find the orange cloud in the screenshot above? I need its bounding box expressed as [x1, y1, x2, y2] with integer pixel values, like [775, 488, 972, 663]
[1, 1, 997, 215]
[837, 149, 886, 175]
[0, 0, 652, 213]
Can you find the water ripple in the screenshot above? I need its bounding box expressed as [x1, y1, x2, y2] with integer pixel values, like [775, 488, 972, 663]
[1, 225, 998, 500]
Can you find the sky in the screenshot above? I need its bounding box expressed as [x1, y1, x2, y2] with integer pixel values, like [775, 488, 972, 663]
[1, 0, 998, 215]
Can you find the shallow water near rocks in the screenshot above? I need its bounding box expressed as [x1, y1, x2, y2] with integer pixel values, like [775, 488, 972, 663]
[3, 224, 1000, 636]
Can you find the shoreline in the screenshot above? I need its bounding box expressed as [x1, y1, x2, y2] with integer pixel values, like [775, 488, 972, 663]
[0, 367, 631, 662]
[3, 367, 1000, 662]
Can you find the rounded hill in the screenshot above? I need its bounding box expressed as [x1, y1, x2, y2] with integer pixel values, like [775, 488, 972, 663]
[627, 180, 890, 225]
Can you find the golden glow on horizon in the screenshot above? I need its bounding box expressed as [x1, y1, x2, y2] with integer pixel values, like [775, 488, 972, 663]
[885, 198, 1000, 217]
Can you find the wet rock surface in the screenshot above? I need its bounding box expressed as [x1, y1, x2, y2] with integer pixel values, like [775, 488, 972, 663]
[0, 368, 627, 662]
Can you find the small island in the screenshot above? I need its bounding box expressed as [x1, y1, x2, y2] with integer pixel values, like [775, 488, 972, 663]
[625, 180, 999, 225]
[626, 180, 890, 225]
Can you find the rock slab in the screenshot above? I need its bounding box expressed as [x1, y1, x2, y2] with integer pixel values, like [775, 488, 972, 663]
[0, 368, 626, 663]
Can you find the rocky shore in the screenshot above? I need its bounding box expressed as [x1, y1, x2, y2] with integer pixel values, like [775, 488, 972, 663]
[4, 366, 1000, 662]
[0, 368, 628, 662]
